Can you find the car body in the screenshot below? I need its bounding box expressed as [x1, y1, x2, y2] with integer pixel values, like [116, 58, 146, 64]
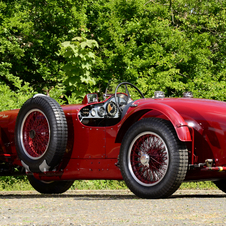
[1, 81, 226, 198]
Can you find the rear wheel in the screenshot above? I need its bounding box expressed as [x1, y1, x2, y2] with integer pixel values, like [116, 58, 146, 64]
[28, 175, 74, 194]
[119, 118, 188, 199]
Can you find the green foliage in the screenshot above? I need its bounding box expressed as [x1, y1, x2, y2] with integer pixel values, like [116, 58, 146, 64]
[60, 37, 99, 103]
[0, 0, 89, 108]
[0, 176, 32, 191]
[1, 0, 226, 110]
[85, 0, 226, 99]
[0, 65, 34, 111]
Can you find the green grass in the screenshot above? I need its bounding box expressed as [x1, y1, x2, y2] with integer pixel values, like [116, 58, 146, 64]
[0, 176, 32, 191]
[0, 176, 219, 191]
[180, 181, 217, 190]
[71, 180, 128, 190]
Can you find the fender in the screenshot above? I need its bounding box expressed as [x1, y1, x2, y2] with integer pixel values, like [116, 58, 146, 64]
[117, 101, 192, 142]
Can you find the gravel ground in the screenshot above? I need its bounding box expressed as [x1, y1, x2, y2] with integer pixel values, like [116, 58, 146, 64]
[0, 189, 226, 226]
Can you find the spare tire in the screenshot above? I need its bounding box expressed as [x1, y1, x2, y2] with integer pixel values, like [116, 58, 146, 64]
[15, 95, 68, 173]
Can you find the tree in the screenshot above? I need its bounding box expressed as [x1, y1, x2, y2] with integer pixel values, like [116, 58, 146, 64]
[0, 0, 89, 108]
[84, 0, 226, 99]
[1, 0, 226, 113]
[59, 37, 99, 103]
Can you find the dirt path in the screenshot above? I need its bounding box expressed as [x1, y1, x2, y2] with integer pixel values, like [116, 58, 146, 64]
[0, 189, 226, 225]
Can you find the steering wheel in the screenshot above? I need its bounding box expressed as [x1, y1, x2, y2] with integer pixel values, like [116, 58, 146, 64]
[114, 82, 145, 113]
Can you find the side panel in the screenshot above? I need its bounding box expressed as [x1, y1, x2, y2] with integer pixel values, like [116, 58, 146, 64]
[183, 111, 226, 166]
[0, 110, 19, 164]
[105, 126, 121, 158]
[33, 158, 123, 180]
[70, 117, 106, 159]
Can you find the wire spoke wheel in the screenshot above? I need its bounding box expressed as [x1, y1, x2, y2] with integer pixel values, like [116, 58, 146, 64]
[129, 132, 169, 186]
[21, 109, 50, 160]
[120, 118, 188, 199]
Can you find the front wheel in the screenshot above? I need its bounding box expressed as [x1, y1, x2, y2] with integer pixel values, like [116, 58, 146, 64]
[27, 175, 74, 194]
[119, 118, 188, 199]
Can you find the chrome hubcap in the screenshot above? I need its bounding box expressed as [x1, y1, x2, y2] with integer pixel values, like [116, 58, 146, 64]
[140, 151, 150, 167]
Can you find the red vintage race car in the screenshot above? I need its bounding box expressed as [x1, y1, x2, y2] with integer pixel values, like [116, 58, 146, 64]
[1, 81, 226, 198]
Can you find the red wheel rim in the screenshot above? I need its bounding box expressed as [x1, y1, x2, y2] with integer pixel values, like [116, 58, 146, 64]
[21, 109, 50, 159]
[128, 132, 169, 186]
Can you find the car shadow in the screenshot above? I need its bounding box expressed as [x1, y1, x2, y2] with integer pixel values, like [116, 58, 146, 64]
[0, 193, 137, 200]
[0, 191, 225, 200]
[170, 193, 226, 199]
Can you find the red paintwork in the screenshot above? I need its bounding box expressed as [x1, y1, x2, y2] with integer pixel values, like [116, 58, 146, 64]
[2, 95, 226, 182]
[120, 100, 192, 141]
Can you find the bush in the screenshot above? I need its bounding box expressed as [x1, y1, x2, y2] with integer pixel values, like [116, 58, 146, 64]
[1, 0, 226, 112]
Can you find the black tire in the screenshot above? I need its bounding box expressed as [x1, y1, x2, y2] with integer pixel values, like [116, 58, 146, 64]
[119, 118, 188, 199]
[15, 95, 68, 173]
[214, 180, 226, 193]
[27, 175, 74, 194]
